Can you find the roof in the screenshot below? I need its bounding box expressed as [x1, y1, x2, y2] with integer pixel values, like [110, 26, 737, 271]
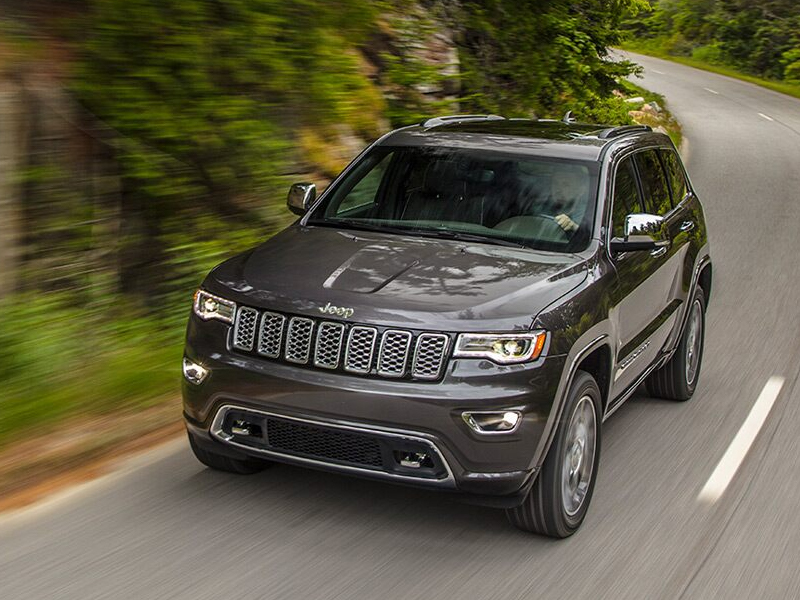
[379, 117, 664, 161]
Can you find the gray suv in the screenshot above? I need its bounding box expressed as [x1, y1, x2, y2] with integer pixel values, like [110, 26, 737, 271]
[182, 115, 711, 537]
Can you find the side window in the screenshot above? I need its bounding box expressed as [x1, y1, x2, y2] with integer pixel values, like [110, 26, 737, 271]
[334, 152, 393, 215]
[611, 156, 643, 238]
[661, 149, 688, 204]
[635, 150, 672, 216]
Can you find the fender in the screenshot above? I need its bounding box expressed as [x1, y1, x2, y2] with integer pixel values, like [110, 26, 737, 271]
[529, 331, 611, 470]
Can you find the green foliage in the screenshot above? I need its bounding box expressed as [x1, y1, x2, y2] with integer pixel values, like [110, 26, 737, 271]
[451, 0, 647, 118]
[624, 0, 800, 80]
[0, 293, 182, 448]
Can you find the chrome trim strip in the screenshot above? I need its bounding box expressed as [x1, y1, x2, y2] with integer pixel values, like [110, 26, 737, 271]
[209, 404, 456, 487]
[285, 317, 315, 364]
[344, 326, 378, 374]
[614, 339, 651, 382]
[412, 333, 450, 380]
[604, 360, 662, 421]
[377, 329, 412, 377]
[257, 311, 285, 358]
[313, 321, 345, 369]
[232, 306, 259, 352]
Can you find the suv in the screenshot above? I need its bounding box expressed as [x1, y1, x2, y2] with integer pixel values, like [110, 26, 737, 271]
[183, 115, 711, 538]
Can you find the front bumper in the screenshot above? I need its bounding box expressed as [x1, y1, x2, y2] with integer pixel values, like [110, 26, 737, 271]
[183, 317, 566, 503]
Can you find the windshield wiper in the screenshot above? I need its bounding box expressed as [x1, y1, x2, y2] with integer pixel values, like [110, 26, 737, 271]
[307, 219, 526, 249]
[418, 229, 527, 249]
[306, 219, 418, 237]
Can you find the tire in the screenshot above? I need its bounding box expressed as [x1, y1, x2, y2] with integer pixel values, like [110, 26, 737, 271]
[188, 432, 270, 475]
[646, 287, 706, 402]
[506, 371, 602, 538]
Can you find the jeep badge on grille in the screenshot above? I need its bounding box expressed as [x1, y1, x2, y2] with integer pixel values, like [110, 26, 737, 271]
[319, 302, 354, 319]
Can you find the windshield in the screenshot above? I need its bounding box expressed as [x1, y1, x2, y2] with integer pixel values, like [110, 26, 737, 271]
[307, 145, 599, 252]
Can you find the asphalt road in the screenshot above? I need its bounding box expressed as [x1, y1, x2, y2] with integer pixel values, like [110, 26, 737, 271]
[3, 53, 800, 600]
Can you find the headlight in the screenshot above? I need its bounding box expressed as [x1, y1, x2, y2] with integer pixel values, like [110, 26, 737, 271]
[193, 289, 236, 323]
[453, 331, 547, 364]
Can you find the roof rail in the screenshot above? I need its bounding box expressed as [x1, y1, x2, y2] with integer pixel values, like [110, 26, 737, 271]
[596, 124, 653, 139]
[420, 114, 505, 128]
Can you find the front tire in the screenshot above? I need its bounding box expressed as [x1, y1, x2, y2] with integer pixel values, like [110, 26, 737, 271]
[506, 371, 602, 538]
[646, 287, 706, 401]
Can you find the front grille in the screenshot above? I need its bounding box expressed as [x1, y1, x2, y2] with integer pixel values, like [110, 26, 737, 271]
[412, 334, 450, 380]
[314, 322, 345, 369]
[345, 326, 378, 374]
[377, 330, 412, 377]
[232, 307, 259, 351]
[232, 306, 451, 381]
[285, 317, 314, 364]
[266, 418, 383, 468]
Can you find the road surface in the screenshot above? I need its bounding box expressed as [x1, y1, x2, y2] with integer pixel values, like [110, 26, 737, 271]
[3, 53, 800, 599]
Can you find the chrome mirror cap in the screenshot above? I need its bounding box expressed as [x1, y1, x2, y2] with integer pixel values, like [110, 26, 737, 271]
[287, 182, 317, 216]
[610, 213, 669, 253]
[624, 213, 665, 243]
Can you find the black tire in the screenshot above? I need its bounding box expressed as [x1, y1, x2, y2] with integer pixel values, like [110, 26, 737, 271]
[506, 371, 602, 538]
[646, 287, 706, 402]
[188, 432, 270, 475]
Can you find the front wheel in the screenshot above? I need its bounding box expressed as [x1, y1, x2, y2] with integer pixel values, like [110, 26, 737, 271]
[646, 287, 706, 401]
[506, 371, 602, 538]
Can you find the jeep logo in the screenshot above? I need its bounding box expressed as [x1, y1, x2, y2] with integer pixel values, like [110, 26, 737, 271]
[319, 302, 354, 319]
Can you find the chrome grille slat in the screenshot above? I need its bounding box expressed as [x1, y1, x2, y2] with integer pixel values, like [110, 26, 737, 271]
[257, 311, 285, 358]
[230, 306, 450, 380]
[285, 317, 315, 364]
[232, 306, 259, 351]
[344, 326, 378, 374]
[314, 322, 345, 369]
[377, 330, 412, 377]
[412, 333, 450, 380]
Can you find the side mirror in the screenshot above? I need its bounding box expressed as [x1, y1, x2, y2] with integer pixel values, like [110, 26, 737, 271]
[610, 213, 669, 253]
[287, 182, 316, 216]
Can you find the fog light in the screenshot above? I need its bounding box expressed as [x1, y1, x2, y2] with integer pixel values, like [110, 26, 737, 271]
[463, 410, 522, 434]
[182, 357, 208, 385]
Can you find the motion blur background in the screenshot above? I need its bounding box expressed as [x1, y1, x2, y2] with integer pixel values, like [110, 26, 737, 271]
[2, 0, 800, 496]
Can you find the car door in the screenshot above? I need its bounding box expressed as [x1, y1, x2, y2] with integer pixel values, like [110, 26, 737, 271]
[607, 151, 675, 398]
[657, 147, 700, 348]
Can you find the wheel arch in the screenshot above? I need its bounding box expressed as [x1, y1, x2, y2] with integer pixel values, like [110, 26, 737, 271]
[575, 344, 613, 415]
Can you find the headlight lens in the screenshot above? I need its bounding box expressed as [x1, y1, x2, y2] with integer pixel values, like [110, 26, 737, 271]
[193, 289, 236, 323]
[453, 331, 547, 364]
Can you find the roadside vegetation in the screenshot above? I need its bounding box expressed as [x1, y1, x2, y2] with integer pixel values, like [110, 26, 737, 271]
[622, 0, 800, 100]
[0, 0, 664, 487]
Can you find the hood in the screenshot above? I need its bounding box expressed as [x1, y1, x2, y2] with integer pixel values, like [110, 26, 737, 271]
[205, 225, 588, 331]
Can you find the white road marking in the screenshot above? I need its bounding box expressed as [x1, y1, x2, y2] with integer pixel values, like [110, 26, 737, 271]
[758, 112, 775, 122]
[698, 376, 785, 504]
[652, 69, 665, 75]
[704, 88, 719, 95]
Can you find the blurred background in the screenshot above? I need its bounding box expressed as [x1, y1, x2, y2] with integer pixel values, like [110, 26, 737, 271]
[2, 0, 799, 498]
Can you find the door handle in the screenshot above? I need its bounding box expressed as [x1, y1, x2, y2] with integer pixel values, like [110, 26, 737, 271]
[680, 220, 695, 232]
[650, 246, 668, 258]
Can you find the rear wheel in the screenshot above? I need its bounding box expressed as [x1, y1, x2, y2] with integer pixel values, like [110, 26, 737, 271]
[188, 432, 270, 475]
[506, 371, 601, 538]
[646, 287, 706, 401]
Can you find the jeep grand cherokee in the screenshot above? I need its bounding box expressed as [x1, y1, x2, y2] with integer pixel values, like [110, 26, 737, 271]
[182, 114, 712, 538]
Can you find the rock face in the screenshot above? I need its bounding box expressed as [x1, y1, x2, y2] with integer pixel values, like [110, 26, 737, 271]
[0, 70, 123, 297]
